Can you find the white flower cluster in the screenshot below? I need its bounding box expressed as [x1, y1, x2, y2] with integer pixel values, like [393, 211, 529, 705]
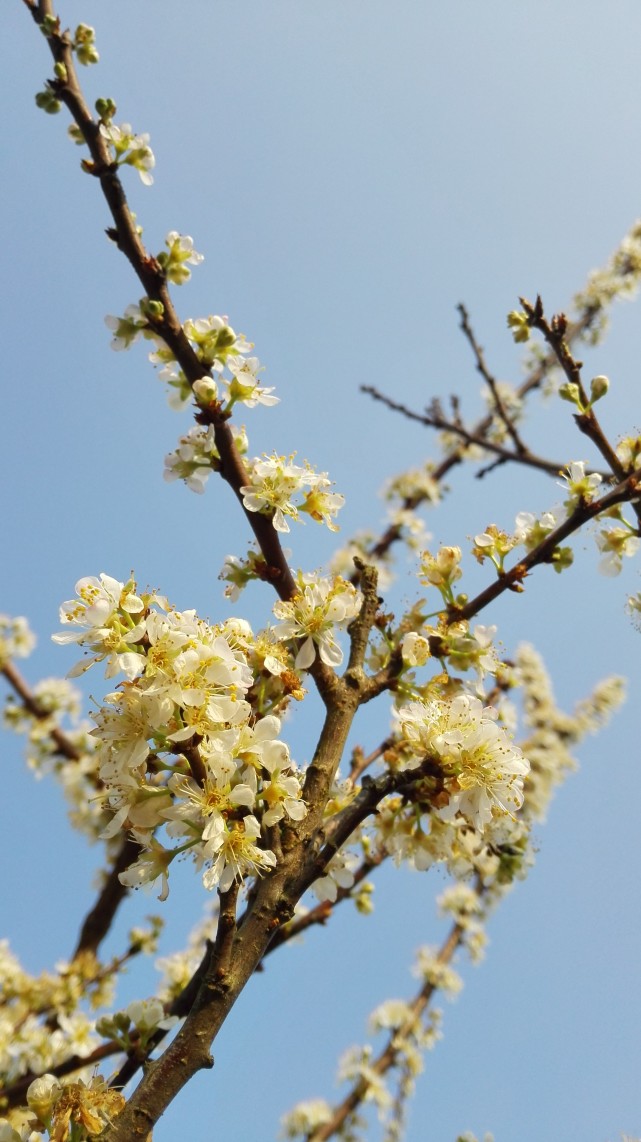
[470, 459, 639, 581]
[395, 694, 529, 832]
[516, 643, 626, 824]
[0, 939, 103, 1088]
[401, 621, 498, 683]
[482, 380, 524, 444]
[52, 574, 309, 899]
[99, 121, 155, 184]
[156, 231, 204, 286]
[0, 615, 36, 665]
[438, 884, 488, 963]
[241, 454, 345, 534]
[280, 1098, 333, 1139]
[573, 218, 641, 343]
[154, 312, 276, 415]
[282, 943, 450, 1141]
[384, 464, 441, 507]
[413, 946, 463, 999]
[1, 1073, 126, 1142]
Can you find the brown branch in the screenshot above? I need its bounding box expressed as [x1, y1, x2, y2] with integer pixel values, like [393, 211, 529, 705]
[452, 472, 641, 625]
[100, 656, 381, 1136]
[2, 661, 83, 761]
[72, 837, 143, 958]
[365, 278, 632, 566]
[348, 738, 394, 786]
[458, 302, 526, 454]
[25, 0, 298, 603]
[361, 385, 597, 480]
[345, 561, 381, 675]
[519, 297, 641, 525]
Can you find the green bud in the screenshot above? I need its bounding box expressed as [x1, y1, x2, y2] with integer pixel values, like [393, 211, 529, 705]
[53, 61, 67, 81]
[77, 43, 100, 66]
[96, 96, 116, 122]
[589, 374, 610, 403]
[35, 89, 62, 114]
[354, 881, 375, 915]
[558, 381, 581, 406]
[215, 325, 236, 351]
[40, 14, 59, 36]
[142, 298, 165, 320]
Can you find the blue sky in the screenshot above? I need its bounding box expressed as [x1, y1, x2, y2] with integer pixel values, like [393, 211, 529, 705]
[3, 2, 641, 1140]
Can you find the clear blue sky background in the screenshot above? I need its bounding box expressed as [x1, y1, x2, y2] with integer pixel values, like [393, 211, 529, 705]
[3, 2, 641, 1140]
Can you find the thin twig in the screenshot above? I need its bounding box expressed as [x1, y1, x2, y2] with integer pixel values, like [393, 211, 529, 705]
[458, 302, 527, 454]
[361, 385, 603, 480]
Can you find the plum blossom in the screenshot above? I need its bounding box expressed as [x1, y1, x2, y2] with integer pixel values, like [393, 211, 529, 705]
[272, 576, 362, 669]
[52, 574, 145, 678]
[396, 694, 529, 832]
[99, 121, 155, 184]
[241, 454, 317, 533]
[596, 524, 640, 575]
[558, 460, 603, 511]
[157, 231, 204, 285]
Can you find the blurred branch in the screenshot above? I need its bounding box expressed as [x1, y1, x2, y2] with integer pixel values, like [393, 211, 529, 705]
[307, 920, 466, 1141]
[457, 302, 526, 453]
[2, 661, 142, 959]
[2, 661, 83, 761]
[361, 384, 571, 478]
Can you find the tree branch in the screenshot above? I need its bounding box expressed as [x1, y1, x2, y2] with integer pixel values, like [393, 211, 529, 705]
[452, 472, 641, 625]
[25, 0, 298, 603]
[360, 385, 601, 480]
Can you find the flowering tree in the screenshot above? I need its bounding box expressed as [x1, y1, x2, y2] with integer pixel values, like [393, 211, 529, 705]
[2, 5, 641, 1142]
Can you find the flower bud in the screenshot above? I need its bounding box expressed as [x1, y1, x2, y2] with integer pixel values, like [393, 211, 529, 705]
[558, 381, 581, 406]
[589, 374, 609, 403]
[35, 89, 62, 114]
[27, 1074, 61, 1122]
[193, 376, 219, 405]
[142, 299, 164, 320]
[215, 325, 236, 351]
[40, 14, 59, 36]
[96, 97, 116, 121]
